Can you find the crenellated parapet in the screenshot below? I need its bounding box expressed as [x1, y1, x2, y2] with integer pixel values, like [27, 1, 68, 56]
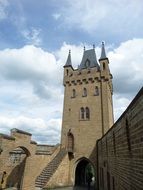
[63, 43, 112, 90]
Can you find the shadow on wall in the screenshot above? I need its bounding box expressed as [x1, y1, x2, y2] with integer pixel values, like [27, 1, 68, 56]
[6, 157, 26, 189]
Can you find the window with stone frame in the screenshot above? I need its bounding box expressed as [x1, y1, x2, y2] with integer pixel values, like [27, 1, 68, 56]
[80, 107, 85, 119]
[72, 89, 76, 98]
[94, 86, 99, 96]
[83, 88, 87, 97]
[80, 107, 90, 120]
[85, 107, 90, 119]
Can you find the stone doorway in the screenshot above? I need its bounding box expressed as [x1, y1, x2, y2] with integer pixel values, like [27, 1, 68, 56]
[75, 158, 95, 189]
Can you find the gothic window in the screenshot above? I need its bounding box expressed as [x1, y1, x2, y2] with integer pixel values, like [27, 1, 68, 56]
[95, 86, 99, 96]
[80, 107, 84, 119]
[72, 89, 76, 98]
[83, 88, 87, 97]
[85, 107, 90, 119]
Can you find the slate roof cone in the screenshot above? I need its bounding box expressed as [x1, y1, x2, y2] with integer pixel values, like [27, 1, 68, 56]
[100, 41, 107, 60]
[64, 50, 72, 67]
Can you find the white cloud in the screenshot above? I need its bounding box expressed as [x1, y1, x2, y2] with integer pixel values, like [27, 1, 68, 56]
[0, 39, 142, 144]
[109, 38, 143, 95]
[0, 45, 64, 144]
[0, 116, 61, 144]
[0, 45, 57, 83]
[59, 0, 143, 34]
[52, 13, 61, 20]
[0, 0, 9, 20]
[55, 42, 91, 68]
[21, 27, 42, 46]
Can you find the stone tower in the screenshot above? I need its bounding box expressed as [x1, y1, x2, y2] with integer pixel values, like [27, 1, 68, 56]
[60, 43, 114, 185]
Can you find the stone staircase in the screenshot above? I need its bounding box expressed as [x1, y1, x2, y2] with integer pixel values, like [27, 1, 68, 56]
[35, 148, 67, 189]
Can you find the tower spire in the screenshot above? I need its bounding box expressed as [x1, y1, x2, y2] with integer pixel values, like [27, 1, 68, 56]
[64, 50, 72, 67]
[100, 41, 107, 60]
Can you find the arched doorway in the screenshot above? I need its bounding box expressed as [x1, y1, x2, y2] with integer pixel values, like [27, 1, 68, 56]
[75, 158, 95, 189]
[6, 146, 30, 190]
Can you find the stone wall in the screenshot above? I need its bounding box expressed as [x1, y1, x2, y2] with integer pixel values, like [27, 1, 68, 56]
[97, 87, 143, 190]
[0, 128, 59, 190]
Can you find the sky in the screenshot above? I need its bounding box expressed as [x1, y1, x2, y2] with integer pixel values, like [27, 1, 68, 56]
[0, 0, 143, 144]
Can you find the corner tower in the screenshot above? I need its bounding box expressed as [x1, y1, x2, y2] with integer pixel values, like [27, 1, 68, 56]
[61, 43, 113, 158]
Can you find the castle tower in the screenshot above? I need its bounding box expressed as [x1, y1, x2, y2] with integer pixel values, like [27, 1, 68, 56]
[60, 43, 114, 186]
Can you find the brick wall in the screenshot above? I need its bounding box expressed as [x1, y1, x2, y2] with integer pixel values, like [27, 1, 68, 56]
[97, 87, 143, 190]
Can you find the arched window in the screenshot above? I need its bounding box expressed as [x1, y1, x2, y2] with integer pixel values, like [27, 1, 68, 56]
[83, 88, 87, 97]
[72, 89, 76, 98]
[86, 107, 90, 119]
[95, 86, 99, 96]
[80, 107, 84, 119]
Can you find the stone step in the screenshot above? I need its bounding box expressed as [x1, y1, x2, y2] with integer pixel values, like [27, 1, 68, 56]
[35, 149, 67, 188]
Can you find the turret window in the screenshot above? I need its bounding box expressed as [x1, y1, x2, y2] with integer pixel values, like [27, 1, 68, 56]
[103, 62, 105, 70]
[80, 107, 90, 120]
[94, 86, 99, 96]
[83, 88, 87, 97]
[66, 69, 69, 76]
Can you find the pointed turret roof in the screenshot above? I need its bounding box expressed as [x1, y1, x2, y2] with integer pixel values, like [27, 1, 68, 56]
[100, 42, 107, 60]
[64, 50, 72, 67]
[78, 47, 99, 70]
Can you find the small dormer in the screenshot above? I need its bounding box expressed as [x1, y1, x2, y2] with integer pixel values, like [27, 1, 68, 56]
[85, 59, 90, 68]
[78, 47, 99, 70]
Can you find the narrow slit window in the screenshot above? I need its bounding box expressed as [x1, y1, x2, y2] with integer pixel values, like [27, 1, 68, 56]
[72, 89, 76, 98]
[103, 62, 106, 70]
[66, 69, 69, 76]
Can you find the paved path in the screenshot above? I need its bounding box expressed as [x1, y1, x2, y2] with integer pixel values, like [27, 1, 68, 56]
[50, 186, 95, 190]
